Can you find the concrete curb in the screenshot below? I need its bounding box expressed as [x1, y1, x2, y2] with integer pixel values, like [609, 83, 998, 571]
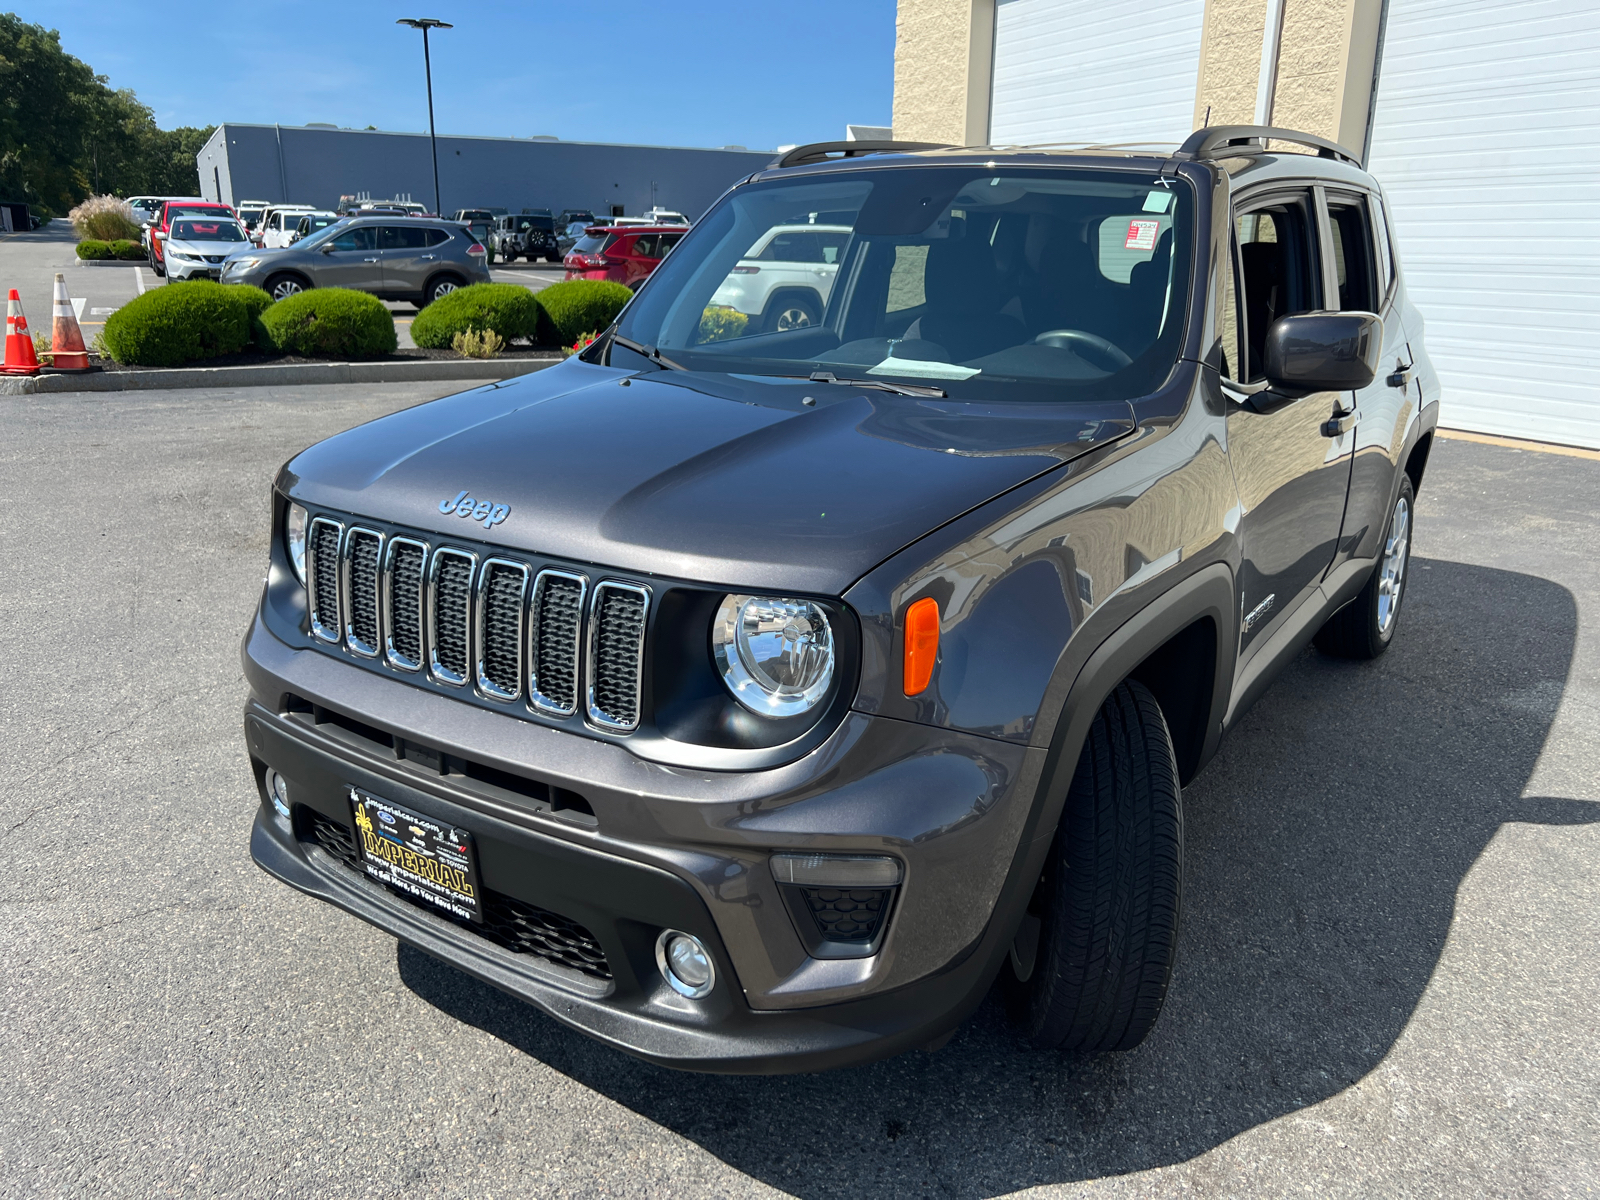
[0, 356, 560, 395]
[73, 259, 144, 267]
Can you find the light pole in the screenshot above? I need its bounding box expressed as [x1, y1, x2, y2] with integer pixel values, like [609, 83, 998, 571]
[396, 18, 453, 217]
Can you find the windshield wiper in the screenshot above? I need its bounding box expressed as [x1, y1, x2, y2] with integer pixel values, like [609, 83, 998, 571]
[610, 333, 685, 371]
[807, 370, 946, 398]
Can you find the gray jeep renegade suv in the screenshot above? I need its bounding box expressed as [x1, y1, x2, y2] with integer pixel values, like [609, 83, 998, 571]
[243, 126, 1439, 1074]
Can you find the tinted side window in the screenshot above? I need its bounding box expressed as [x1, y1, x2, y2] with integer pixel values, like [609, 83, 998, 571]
[328, 226, 376, 252]
[630, 235, 659, 258]
[424, 227, 451, 247]
[379, 226, 429, 250]
[1236, 196, 1319, 382]
[1326, 198, 1378, 312]
[759, 232, 821, 263]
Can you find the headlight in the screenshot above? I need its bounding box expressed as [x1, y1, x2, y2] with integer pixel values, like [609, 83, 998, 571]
[232, 257, 260, 270]
[170, 250, 196, 261]
[712, 594, 835, 717]
[285, 502, 308, 584]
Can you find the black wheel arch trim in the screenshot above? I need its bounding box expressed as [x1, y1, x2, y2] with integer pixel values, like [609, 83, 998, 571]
[924, 563, 1237, 1027]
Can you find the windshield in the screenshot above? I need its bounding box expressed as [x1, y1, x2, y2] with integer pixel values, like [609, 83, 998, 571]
[610, 165, 1193, 402]
[296, 218, 352, 249]
[172, 220, 245, 241]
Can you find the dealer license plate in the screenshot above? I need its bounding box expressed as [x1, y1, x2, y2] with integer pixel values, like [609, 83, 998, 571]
[348, 788, 483, 923]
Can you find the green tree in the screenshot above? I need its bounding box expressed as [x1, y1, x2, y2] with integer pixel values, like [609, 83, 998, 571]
[0, 13, 214, 215]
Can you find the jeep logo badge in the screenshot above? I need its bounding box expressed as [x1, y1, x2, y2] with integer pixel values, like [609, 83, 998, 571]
[439, 490, 510, 530]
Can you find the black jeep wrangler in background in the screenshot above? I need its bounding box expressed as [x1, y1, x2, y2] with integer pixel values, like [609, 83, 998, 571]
[243, 126, 1437, 1073]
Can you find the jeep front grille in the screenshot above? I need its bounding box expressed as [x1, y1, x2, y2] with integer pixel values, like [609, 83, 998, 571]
[383, 538, 426, 671]
[429, 549, 476, 686]
[588, 582, 649, 731]
[307, 517, 343, 643]
[476, 559, 528, 700]
[342, 528, 383, 657]
[294, 512, 650, 735]
[529, 570, 586, 716]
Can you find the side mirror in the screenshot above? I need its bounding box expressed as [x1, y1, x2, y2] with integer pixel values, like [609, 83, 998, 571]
[320, 244, 334, 254]
[1264, 311, 1381, 393]
[153, 230, 166, 241]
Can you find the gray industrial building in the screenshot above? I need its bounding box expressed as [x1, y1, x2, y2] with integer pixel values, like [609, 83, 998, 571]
[195, 123, 776, 219]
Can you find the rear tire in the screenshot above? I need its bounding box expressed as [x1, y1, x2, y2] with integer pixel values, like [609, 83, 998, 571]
[423, 275, 463, 306]
[545, 253, 561, 263]
[1314, 475, 1414, 660]
[763, 293, 820, 333]
[1015, 679, 1183, 1053]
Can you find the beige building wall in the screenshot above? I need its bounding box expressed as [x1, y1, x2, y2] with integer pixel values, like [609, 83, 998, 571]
[894, 0, 1384, 158]
[891, 0, 995, 145]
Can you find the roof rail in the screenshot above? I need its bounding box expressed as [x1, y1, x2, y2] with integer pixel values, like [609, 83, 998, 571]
[770, 140, 949, 170]
[1175, 125, 1361, 166]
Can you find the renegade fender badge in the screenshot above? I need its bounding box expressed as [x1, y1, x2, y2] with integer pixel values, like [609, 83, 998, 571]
[439, 490, 510, 530]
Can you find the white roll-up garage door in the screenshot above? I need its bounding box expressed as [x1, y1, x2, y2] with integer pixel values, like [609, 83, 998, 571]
[989, 0, 1207, 148]
[1366, 0, 1600, 448]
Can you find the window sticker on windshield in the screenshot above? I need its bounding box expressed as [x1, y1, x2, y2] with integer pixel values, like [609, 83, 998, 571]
[1125, 219, 1161, 251]
[1142, 190, 1173, 213]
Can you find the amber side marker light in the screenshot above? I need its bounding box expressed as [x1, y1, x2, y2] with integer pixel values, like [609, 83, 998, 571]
[903, 597, 940, 696]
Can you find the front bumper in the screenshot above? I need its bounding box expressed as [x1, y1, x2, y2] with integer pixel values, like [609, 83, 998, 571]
[242, 609, 1046, 1072]
[167, 259, 222, 280]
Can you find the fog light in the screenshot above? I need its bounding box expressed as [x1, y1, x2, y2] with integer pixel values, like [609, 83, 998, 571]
[264, 769, 291, 819]
[655, 930, 715, 998]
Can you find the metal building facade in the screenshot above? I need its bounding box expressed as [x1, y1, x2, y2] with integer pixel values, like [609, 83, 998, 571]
[196, 124, 775, 220]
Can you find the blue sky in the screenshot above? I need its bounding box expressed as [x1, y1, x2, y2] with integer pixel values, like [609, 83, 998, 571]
[24, 1, 896, 150]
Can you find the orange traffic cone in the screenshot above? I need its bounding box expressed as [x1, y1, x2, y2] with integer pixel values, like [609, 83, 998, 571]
[50, 273, 92, 371]
[3, 288, 40, 375]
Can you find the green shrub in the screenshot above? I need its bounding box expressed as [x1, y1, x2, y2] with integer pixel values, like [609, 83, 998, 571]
[258, 288, 397, 358]
[697, 305, 749, 343]
[410, 282, 541, 349]
[112, 239, 145, 260]
[101, 281, 253, 366]
[76, 240, 113, 260]
[226, 284, 273, 347]
[533, 279, 633, 346]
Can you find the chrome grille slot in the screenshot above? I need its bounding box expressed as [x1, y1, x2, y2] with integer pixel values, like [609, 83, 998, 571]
[428, 549, 476, 686]
[529, 570, 586, 717]
[342, 527, 384, 657]
[383, 537, 427, 671]
[307, 517, 343, 643]
[476, 558, 529, 701]
[587, 581, 649, 731]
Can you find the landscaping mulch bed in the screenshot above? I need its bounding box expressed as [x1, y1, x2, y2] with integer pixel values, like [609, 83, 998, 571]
[69, 346, 564, 373]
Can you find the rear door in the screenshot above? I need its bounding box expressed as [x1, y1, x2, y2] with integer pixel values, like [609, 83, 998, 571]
[378, 225, 450, 295]
[315, 224, 383, 291]
[1223, 188, 1355, 663]
[1319, 188, 1412, 568]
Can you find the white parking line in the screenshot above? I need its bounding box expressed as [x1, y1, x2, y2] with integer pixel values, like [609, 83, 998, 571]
[135, 267, 147, 295]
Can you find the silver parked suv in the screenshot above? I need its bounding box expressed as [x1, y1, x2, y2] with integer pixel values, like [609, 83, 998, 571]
[222, 215, 491, 304]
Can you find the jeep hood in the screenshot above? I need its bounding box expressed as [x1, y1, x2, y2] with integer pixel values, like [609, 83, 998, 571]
[281, 360, 1135, 595]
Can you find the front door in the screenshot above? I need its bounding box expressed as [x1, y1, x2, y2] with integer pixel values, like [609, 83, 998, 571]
[316, 225, 383, 291]
[1223, 189, 1355, 664]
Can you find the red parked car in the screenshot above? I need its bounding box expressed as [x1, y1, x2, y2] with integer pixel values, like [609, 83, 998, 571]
[149, 198, 236, 276]
[563, 224, 687, 289]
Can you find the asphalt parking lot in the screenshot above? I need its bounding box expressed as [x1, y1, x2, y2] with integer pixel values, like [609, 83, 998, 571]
[1, 383, 1596, 1198]
[0, 221, 565, 352]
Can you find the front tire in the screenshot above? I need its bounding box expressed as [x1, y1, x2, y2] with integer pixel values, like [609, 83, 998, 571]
[264, 273, 306, 302]
[1314, 475, 1414, 660]
[1015, 679, 1183, 1053]
[763, 293, 820, 333]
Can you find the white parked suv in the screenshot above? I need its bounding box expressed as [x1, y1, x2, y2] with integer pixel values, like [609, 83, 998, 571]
[259, 206, 319, 248]
[162, 215, 250, 281]
[709, 224, 852, 332]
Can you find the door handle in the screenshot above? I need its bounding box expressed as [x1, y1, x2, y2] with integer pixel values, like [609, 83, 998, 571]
[420, 254, 436, 261]
[1387, 363, 1413, 389]
[1322, 410, 1359, 438]
[362, 256, 379, 262]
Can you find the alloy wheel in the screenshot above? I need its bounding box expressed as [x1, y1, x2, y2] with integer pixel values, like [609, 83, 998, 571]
[1376, 494, 1410, 635]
